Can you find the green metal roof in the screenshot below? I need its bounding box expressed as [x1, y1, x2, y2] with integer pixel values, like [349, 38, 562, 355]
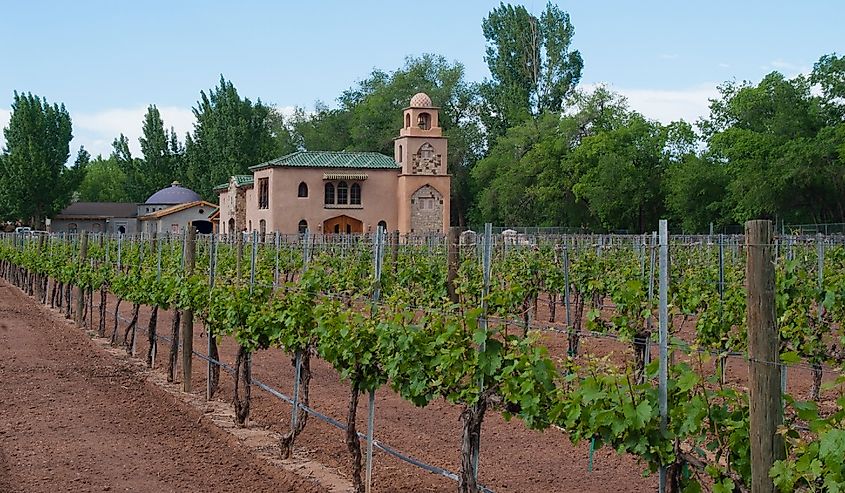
[213, 175, 253, 192]
[249, 151, 399, 171]
[233, 175, 254, 186]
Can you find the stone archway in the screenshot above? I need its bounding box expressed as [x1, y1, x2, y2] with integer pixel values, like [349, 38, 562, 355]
[323, 215, 363, 235]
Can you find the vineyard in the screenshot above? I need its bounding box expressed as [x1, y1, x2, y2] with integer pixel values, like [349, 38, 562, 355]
[2, 223, 845, 493]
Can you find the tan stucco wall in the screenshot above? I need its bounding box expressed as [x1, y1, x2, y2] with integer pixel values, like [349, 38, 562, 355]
[141, 205, 214, 234]
[244, 167, 402, 234]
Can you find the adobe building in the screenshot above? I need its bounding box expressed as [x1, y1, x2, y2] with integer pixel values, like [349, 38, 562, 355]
[215, 93, 450, 235]
[51, 182, 217, 235]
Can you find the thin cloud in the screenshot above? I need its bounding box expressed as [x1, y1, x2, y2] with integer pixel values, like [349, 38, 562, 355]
[74, 105, 195, 158]
[763, 59, 811, 77]
[589, 82, 719, 124]
[659, 53, 679, 60]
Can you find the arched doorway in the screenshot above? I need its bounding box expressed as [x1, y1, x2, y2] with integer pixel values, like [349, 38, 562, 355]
[192, 220, 213, 234]
[323, 215, 363, 235]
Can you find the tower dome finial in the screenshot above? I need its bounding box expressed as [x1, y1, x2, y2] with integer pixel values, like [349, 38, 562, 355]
[410, 92, 432, 108]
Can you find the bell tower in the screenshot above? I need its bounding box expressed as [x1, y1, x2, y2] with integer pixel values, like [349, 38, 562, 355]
[395, 93, 450, 234]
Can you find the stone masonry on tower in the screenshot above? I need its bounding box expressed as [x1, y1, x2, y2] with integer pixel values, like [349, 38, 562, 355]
[215, 93, 450, 235]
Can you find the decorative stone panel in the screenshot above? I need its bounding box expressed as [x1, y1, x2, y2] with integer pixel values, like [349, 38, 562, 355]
[411, 143, 442, 175]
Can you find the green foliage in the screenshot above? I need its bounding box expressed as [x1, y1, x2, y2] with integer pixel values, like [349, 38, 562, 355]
[78, 156, 130, 202]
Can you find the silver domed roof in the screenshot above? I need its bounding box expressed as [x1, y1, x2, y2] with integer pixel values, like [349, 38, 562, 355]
[145, 181, 202, 204]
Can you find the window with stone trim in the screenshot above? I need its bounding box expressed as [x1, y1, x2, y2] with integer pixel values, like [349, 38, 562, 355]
[298, 182, 308, 197]
[258, 178, 269, 209]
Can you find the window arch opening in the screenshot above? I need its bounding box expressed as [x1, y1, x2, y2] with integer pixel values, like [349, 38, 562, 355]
[337, 181, 348, 205]
[324, 183, 335, 204]
[298, 182, 308, 197]
[350, 183, 361, 205]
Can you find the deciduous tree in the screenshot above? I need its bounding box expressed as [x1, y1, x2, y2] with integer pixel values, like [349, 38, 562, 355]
[480, 2, 583, 144]
[0, 92, 73, 226]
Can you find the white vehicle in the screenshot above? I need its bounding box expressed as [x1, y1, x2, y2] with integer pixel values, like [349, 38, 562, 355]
[14, 226, 31, 234]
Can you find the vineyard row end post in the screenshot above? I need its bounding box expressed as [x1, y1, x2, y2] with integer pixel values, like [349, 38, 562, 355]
[74, 232, 89, 327]
[658, 220, 668, 493]
[745, 219, 784, 493]
[181, 227, 196, 393]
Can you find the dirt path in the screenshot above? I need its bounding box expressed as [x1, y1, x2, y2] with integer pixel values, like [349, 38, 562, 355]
[0, 279, 323, 493]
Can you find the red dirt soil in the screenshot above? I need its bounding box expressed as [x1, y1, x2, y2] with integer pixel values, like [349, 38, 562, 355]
[0, 279, 324, 493]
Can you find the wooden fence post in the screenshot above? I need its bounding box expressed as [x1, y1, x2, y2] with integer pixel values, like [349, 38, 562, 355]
[74, 232, 88, 327]
[181, 226, 196, 393]
[745, 220, 784, 493]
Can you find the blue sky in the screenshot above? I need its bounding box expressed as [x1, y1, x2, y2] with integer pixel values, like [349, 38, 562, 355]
[0, 0, 842, 159]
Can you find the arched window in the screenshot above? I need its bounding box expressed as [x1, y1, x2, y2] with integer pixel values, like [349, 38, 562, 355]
[298, 182, 308, 197]
[377, 220, 387, 232]
[405, 114, 410, 128]
[228, 218, 235, 234]
[298, 220, 308, 235]
[417, 112, 431, 130]
[337, 181, 348, 205]
[350, 183, 361, 205]
[398, 145, 403, 162]
[117, 225, 126, 234]
[68, 223, 78, 234]
[324, 183, 335, 204]
[259, 219, 266, 235]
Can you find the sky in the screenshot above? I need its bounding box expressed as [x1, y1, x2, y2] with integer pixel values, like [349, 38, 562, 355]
[0, 0, 842, 159]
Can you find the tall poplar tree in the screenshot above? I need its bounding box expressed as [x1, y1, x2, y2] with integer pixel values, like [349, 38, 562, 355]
[0, 92, 73, 226]
[480, 2, 583, 145]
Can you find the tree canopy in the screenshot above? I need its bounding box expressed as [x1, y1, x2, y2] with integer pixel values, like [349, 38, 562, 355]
[184, 75, 278, 199]
[479, 1, 583, 146]
[0, 92, 77, 226]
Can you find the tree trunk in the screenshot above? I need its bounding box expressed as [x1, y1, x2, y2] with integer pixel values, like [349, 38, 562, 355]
[64, 283, 72, 318]
[280, 349, 312, 458]
[548, 293, 557, 322]
[111, 298, 123, 345]
[811, 362, 823, 401]
[208, 335, 220, 397]
[633, 330, 650, 383]
[147, 305, 158, 367]
[346, 380, 364, 493]
[167, 310, 181, 383]
[233, 345, 251, 427]
[122, 303, 140, 353]
[459, 398, 488, 493]
[97, 286, 107, 337]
